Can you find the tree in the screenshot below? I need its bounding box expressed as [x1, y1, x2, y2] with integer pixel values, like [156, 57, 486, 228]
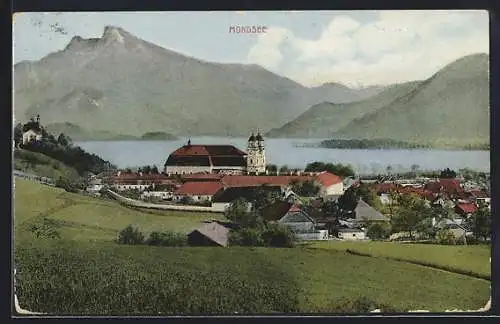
[386, 165, 393, 175]
[279, 165, 290, 175]
[151, 165, 159, 174]
[290, 179, 320, 197]
[252, 186, 280, 213]
[390, 194, 430, 241]
[440, 168, 457, 179]
[304, 161, 355, 178]
[467, 206, 491, 241]
[57, 133, 71, 147]
[337, 187, 358, 215]
[266, 164, 278, 175]
[14, 123, 23, 147]
[366, 221, 391, 240]
[411, 164, 419, 177]
[435, 229, 457, 245]
[118, 225, 144, 245]
[225, 198, 261, 228]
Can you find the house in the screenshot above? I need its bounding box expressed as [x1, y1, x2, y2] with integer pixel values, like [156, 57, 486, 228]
[455, 202, 478, 217]
[425, 179, 464, 198]
[21, 115, 43, 145]
[187, 222, 231, 247]
[338, 228, 366, 240]
[261, 202, 328, 240]
[173, 181, 224, 202]
[435, 219, 469, 241]
[354, 199, 389, 223]
[107, 172, 179, 191]
[211, 185, 282, 212]
[220, 171, 343, 197]
[468, 189, 491, 206]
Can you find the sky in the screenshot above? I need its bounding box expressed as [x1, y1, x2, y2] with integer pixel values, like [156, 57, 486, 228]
[12, 10, 489, 87]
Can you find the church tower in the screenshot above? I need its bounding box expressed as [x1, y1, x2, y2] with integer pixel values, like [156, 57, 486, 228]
[246, 131, 266, 175]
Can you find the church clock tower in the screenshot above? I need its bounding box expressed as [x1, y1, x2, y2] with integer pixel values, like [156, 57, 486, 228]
[246, 132, 266, 174]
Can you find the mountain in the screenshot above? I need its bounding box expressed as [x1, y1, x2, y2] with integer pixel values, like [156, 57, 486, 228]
[13, 26, 382, 139]
[334, 53, 489, 147]
[308, 82, 386, 104]
[266, 81, 421, 138]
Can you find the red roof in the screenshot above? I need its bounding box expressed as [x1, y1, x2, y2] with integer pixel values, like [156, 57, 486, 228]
[456, 203, 478, 214]
[374, 183, 399, 194]
[315, 171, 343, 187]
[221, 175, 313, 187]
[174, 181, 224, 196]
[425, 179, 463, 194]
[288, 204, 303, 212]
[171, 145, 247, 157]
[469, 190, 489, 198]
[181, 173, 224, 181]
[221, 172, 342, 188]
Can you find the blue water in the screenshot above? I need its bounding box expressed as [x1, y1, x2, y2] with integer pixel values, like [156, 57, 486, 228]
[76, 137, 490, 175]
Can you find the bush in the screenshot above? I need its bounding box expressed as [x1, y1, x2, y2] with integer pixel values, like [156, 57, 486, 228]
[435, 229, 457, 245]
[55, 177, 80, 193]
[118, 225, 145, 245]
[229, 223, 296, 248]
[366, 222, 391, 240]
[229, 228, 264, 247]
[146, 231, 187, 247]
[30, 218, 61, 239]
[261, 223, 296, 248]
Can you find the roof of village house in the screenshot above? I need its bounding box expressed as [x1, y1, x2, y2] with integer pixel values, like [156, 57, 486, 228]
[220, 171, 342, 188]
[425, 179, 463, 193]
[468, 189, 489, 199]
[261, 201, 300, 221]
[188, 222, 230, 247]
[212, 185, 282, 203]
[354, 199, 389, 221]
[174, 181, 224, 196]
[316, 171, 343, 187]
[456, 203, 478, 214]
[181, 173, 225, 181]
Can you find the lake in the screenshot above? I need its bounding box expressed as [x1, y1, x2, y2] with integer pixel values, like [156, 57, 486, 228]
[76, 137, 490, 175]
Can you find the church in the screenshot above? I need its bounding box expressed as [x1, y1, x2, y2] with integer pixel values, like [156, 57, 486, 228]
[164, 132, 266, 175]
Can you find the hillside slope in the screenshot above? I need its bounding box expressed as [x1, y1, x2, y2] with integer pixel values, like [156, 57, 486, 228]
[266, 81, 421, 138]
[14, 26, 382, 139]
[335, 53, 489, 147]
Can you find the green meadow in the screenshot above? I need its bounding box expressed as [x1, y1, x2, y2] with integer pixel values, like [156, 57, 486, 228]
[13, 178, 491, 315]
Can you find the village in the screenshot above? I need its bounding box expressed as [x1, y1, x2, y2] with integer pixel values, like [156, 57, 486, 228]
[82, 133, 491, 247]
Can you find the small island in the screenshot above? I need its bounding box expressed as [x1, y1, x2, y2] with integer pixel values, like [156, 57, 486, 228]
[318, 138, 489, 150]
[140, 131, 179, 141]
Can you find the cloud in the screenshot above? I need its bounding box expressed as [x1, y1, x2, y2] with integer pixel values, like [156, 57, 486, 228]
[247, 10, 489, 87]
[247, 27, 292, 70]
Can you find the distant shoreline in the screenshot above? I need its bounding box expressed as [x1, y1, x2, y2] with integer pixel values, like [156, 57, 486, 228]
[308, 138, 489, 151]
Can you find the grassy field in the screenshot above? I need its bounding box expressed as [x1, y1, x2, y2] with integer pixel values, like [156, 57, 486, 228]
[14, 178, 223, 244]
[308, 241, 491, 280]
[14, 149, 81, 181]
[13, 178, 491, 314]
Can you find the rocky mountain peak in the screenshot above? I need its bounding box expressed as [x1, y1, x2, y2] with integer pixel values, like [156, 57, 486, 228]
[101, 26, 129, 44]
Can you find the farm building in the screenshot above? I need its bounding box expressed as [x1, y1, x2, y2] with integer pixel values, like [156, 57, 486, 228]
[354, 199, 389, 223]
[338, 228, 366, 240]
[173, 181, 224, 202]
[262, 202, 328, 240]
[187, 222, 231, 247]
